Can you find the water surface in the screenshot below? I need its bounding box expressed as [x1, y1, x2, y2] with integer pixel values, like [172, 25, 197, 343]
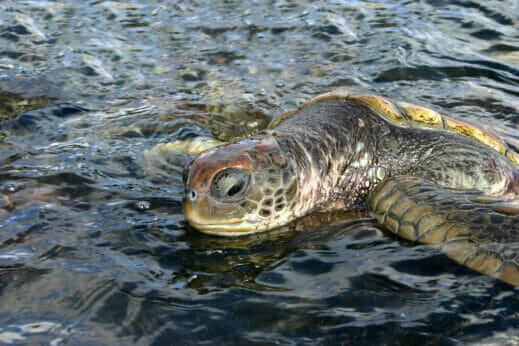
[1, 0, 519, 344]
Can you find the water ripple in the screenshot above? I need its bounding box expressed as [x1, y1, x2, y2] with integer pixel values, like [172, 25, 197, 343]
[0, 0, 519, 344]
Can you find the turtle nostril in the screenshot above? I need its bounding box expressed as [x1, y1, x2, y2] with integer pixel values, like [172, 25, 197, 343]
[186, 187, 197, 201]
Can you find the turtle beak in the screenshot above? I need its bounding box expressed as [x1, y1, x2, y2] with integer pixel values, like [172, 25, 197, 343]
[182, 188, 202, 229]
[182, 196, 194, 222]
[183, 195, 253, 234]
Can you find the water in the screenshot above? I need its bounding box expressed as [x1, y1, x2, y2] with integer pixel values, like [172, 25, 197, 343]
[0, 0, 519, 344]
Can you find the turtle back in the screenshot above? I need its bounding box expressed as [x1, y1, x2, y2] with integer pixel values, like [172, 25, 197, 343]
[269, 90, 519, 166]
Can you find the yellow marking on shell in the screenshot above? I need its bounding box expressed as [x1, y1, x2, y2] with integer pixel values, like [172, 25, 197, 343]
[397, 101, 443, 128]
[269, 90, 518, 168]
[443, 117, 506, 155]
[308, 88, 351, 104]
[268, 108, 298, 129]
[396, 100, 519, 167]
[350, 94, 407, 125]
[506, 150, 519, 166]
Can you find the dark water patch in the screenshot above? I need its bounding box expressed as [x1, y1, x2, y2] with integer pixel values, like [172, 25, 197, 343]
[79, 66, 100, 77]
[442, 57, 519, 80]
[0, 78, 65, 119]
[451, 0, 515, 26]
[179, 68, 206, 82]
[392, 253, 475, 278]
[198, 25, 238, 37]
[290, 256, 335, 275]
[471, 28, 503, 40]
[375, 65, 519, 85]
[36, 172, 94, 186]
[0, 265, 51, 295]
[207, 51, 246, 65]
[485, 44, 519, 54]
[6, 105, 86, 135]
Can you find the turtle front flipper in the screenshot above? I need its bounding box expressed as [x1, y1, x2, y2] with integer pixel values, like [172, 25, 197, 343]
[367, 176, 519, 286]
[152, 136, 225, 156]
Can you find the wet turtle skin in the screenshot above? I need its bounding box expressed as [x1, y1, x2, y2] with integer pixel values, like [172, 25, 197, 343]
[183, 91, 519, 285]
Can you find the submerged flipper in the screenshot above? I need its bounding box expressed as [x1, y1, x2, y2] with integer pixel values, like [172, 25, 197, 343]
[367, 176, 519, 285]
[152, 136, 225, 156]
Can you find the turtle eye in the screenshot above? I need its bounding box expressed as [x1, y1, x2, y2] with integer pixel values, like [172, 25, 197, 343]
[210, 168, 250, 202]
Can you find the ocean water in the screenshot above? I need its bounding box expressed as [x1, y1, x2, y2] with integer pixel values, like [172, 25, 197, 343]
[0, 1, 519, 344]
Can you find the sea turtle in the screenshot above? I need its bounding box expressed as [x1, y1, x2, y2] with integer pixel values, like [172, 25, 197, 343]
[181, 89, 519, 286]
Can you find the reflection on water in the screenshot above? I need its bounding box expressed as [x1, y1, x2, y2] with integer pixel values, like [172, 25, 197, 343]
[0, 0, 519, 344]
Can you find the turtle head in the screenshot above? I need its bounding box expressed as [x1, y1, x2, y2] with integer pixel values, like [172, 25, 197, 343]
[183, 136, 298, 236]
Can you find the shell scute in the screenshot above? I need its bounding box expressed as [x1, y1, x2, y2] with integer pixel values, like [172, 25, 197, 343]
[268, 89, 351, 129]
[268, 108, 298, 129]
[350, 94, 407, 125]
[308, 88, 351, 104]
[269, 89, 519, 167]
[443, 117, 506, 155]
[397, 101, 443, 128]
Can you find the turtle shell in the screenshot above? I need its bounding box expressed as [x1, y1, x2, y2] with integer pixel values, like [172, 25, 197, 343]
[269, 90, 519, 166]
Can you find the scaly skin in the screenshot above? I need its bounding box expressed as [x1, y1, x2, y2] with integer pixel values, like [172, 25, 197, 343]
[367, 176, 519, 285]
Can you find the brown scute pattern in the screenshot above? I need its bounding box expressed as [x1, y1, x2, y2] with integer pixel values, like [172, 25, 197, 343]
[307, 88, 351, 104]
[443, 117, 506, 155]
[274, 90, 519, 168]
[350, 94, 407, 124]
[267, 108, 298, 129]
[368, 175, 519, 286]
[382, 94, 512, 161]
[398, 102, 443, 128]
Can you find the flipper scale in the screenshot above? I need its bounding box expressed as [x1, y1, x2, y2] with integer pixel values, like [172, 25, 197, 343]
[368, 176, 519, 285]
